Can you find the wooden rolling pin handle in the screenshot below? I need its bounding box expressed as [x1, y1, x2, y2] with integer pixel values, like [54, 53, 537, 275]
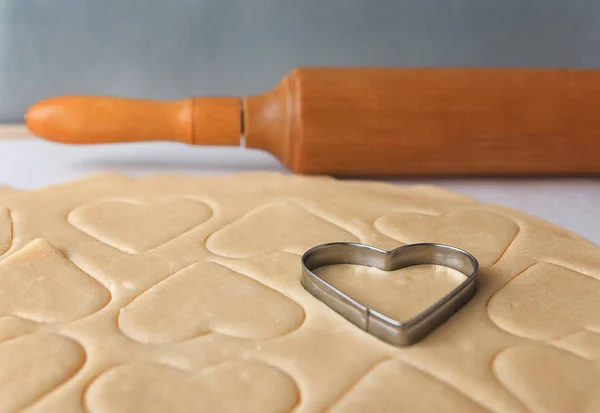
[243, 72, 296, 165]
[25, 96, 242, 146]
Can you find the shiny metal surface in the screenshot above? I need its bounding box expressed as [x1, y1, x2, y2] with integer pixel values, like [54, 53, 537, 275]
[2, 0, 600, 122]
[301, 242, 478, 346]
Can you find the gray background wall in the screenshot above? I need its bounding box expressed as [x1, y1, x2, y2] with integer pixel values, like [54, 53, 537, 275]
[1, 0, 599, 122]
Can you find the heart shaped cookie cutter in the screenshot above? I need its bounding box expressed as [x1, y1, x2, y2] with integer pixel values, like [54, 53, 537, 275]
[301, 242, 478, 346]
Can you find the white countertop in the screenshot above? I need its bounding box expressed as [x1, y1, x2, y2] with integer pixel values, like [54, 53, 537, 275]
[1, 138, 598, 245]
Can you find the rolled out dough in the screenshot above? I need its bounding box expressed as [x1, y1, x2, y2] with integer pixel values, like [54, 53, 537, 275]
[0, 172, 598, 413]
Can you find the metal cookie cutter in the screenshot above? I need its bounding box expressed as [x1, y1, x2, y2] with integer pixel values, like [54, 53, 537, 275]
[301, 242, 478, 346]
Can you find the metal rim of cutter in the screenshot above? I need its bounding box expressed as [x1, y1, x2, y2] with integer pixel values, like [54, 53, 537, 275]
[300, 242, 479, 346]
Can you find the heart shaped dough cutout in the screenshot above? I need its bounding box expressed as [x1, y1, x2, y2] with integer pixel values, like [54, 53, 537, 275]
[207, 202, 358, 258]
[493, 345, 600, 413]
[85, 361, 298, 413]
[118, 261, 304, 343]
[488, 262, 600, 340]
[0, 239, 110, 323]
[331, 359, 487, 413]
[0, 333, 85, 412]
[375, 209, 518, 267]
[69, 198, 213, 253]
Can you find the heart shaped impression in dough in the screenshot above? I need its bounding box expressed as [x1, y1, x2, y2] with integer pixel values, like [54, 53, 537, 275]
[118, 261, 305, 343]
[302, 243, 478, 346]
[85, 361, 298, 413]
[0, 333, 85, 412]
[69, 198, 213, 253]
[375, 209, 519, 267]
[0, 239, 110, 323]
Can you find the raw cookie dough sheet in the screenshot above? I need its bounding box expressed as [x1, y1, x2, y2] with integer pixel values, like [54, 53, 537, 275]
[0, 172, 598, 413]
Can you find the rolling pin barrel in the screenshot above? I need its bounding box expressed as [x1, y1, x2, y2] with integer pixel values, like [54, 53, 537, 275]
[25, 68, 600, 177]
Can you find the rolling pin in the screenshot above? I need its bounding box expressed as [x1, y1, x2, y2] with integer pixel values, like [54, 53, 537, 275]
[25, 67, 600, 177]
